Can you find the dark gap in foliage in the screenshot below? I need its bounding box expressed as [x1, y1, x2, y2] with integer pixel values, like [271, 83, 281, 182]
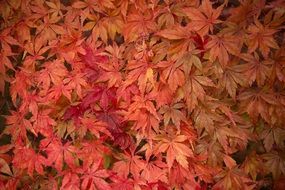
[60, 0, 72, 6]
[83, 30, 92, 38]
[64, 61, 72, 71]
[115, 33, 124, 46]
[30, 28, 37, 36]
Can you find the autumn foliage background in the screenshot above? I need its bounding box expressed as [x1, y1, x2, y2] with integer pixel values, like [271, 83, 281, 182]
[0, 0, 285, 189]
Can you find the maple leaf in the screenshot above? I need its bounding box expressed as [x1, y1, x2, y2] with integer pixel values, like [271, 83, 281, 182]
[96, 106, 123, 134]
[0, 49, 15, 76]
[213, 167, 255, 190]
[127, 109, 160, 138]
[127, 94, 160, 120]
[238, 89, 277, 123]
[0, 27, 20, 50]
[110, 175, 135, 190]
[239, 53, 272, 87]
[93, 14, 123, 43]
[32, 109, 56, 137]
[125, 59, 156, 94]
[154, 134, 193, 169]
[117, 83, 139, 106]
[80, 160, 111, 190]
[205, 33, 240, 66]
[184, 0, 223, 36]
[44, 139, 77, 171]
[156, 60, 185, 93]
[156, 2, 186, 28]
[63, 104, 86, 126]
[78, 140, 110, 168]
[123, 9, 157, 42]
[4, 111, 34, 142]
[269, 47, 285, 82]
[156, 25, 193, 40]
[81, 85, 117, 111]
[228, 0, 265, 25]
[97, 58, 122, 88]
[194, 108, 215, 135]
[156, 25, 198, 57]
[241, 152, 262, 181]
[261, 127, 285, 152]
[126, 94, 160, 137]
[45, 0, 64, 19]
[12, 146, 47, 177]
[63, 72, 88, 99]
[183, 71, 215, 111]
[112, 131, 132, 150]
[57, 33, 87, 63]
[263, 151, 285, 179]
[215, 125, 250, 154]
[159, 102, 187, 128]
[192, 158, 217, 184]
[17, 91, 40, 119]
[73, 0, 115, 13]
[36, 15, 66, 43]
[23, 38, 50, 71]
[140, 158, 168, 184]
[219, 59, 246, 99]
[78, 114, 112, 139]
[0, 145, 13, 176]
[247, 19, 279, 57]
[10, 70, 32, 106]
[37, 59, 67, 94]
[60, 171, 80, 190]
[47, 82, 73, 102]
[113, 148, 145, 179]
[168, 161, 200, 189]
[155, 84, 173, 108]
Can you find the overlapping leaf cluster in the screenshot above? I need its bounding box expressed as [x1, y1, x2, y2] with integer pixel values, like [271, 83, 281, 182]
[0, 0, 285, 189]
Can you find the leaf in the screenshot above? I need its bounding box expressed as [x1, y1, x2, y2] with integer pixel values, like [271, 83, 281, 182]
[81, 160, 111, 190]
[0, 145, 13, 176]
[159, 102, 187, 127]
[61, 171, 80, 190]
[213, 168, 255, 190]
[79, 114, 112, 139]
[223, 154, 237, 169]
[156, 60, 185, 93]
[63, 72, 88, 99]
[154, 135, 193, 169]
[32, 109, 56, 137]
[247, 19, 279, 57]
[125, 60, 155, 94]
[123, 10, 157, 42]
[37, 59, 67, 93]
[97, 53, 122, 88]
[113, 149, 145, 179]
[261, 127, 285, 152]
[47, 82, 73, 102]
[184, 0, 223, 36]
[238, 89, 276, 123]
[45, 139, 77, 171]
[219, 61, 246, 99]
[140, 158, 168, 183]
[263, 151, 285, 179]
[13, 146, 47, 177]
[184, 73, 215, 111]
[206, 34, 240, 66]
[242, 152, 262, 181]
[156, 26, 190, 40]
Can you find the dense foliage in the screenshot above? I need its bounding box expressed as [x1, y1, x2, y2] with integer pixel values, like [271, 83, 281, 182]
[0, 0, 285, 189]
